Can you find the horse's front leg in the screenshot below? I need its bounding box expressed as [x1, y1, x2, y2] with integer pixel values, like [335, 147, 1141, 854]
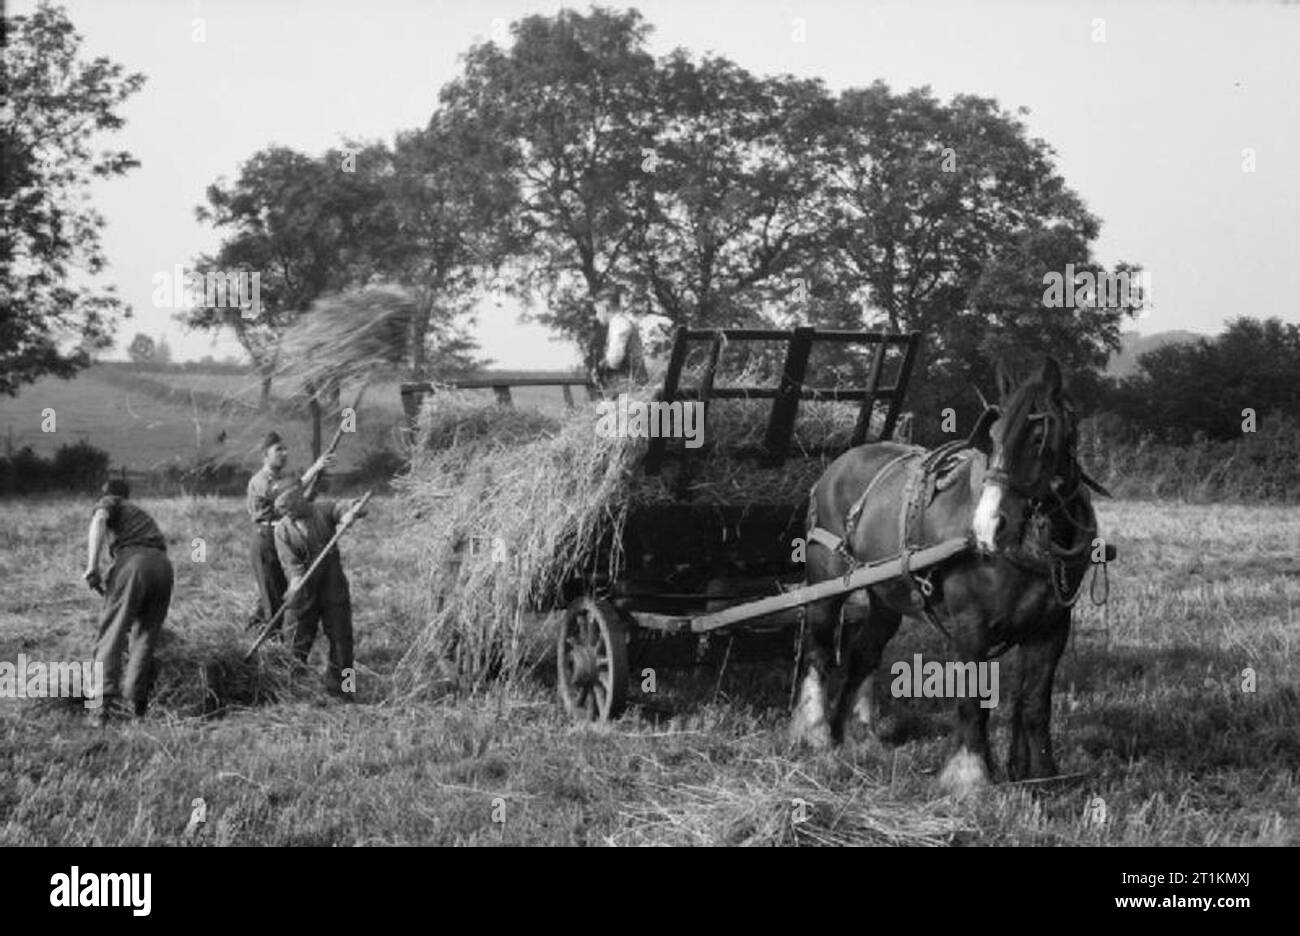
[831, 594, 902, 744]
[789, 591, 843, 750]
[1008, 609, 1070, 780]
[939, 611, 997, 799]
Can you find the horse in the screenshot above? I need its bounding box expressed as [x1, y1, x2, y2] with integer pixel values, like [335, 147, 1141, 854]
[791, 356, 1107, 797]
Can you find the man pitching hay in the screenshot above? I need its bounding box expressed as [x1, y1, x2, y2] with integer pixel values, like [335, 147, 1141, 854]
[246, 432, 334, 633]
[82, 479, 174, 725]
[273, 482, 367, 698]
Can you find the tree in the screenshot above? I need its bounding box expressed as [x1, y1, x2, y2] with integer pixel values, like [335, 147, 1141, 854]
[819, 83, 1137, 440]
[154, 334, 172, 364]
[637, 55, 834, 329]
[126, 332, 155, 362]
[186, 146, 369, 407]
[363, 122, 504, 377]
[1, 2, 145, 395]
[1110, 317, 1300, 441]
[439, 8, 658, 371]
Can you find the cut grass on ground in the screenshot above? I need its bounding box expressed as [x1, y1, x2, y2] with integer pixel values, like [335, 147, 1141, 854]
[0, 497, 1297, 845]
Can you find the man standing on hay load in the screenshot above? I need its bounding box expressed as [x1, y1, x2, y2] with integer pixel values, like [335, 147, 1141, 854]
[272, 482, 367, 699]
[593, 288, 659, 392]
[82, 479, 174, 726]
[246, 432, 334, 634]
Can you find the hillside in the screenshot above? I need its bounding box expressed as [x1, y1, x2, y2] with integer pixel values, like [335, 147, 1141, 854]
[0, 366, 579, 474]
[1106, 329, 1205, 378]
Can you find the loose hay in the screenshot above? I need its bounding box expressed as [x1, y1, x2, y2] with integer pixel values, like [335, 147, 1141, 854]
[613, 773, 974, 846]
[39, 624, 332, 719]
[394, 385, 885, 693]
[153, 623, 340, 715]
[274, 284, 419, 391]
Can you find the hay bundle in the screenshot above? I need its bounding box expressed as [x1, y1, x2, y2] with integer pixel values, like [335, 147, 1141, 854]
[36, 622, 329, 719]
[275, 284, 417, 391]
[395, 391, 643, 693]
[394, 384, 882, 693]
[152, 631, 322, 716]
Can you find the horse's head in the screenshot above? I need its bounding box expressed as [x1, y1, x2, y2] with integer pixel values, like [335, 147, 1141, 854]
[971, 356, 1079, 553]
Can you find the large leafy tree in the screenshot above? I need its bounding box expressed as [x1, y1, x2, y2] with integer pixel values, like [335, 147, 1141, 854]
[1, 2, 145, 395]
[439, 7, 658, 370]
[374, 117, 507, 377]
[637, 54, 833, 328]
[821, 83, 1137, 439]
[186, 146, 373, 406]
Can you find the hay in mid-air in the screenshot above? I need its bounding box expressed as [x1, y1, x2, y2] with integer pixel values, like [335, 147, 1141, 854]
[274, 284, 418, 393]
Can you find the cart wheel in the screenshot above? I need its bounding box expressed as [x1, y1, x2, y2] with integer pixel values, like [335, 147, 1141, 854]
[557, 596, 629, 722]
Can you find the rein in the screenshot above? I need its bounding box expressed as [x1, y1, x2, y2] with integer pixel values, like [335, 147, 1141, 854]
[989, 440, 1110, 609]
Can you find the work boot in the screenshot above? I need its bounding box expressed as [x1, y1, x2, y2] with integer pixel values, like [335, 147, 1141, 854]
[324, 674, 356, 703]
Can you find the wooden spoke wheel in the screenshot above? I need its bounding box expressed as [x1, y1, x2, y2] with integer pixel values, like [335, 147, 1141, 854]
[557, 597, 629, 722]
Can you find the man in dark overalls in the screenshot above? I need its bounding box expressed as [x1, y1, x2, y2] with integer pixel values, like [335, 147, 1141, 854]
[82, 479, 174, 725]
[246, 432, 333, 633]
[273, 483, 367, 698]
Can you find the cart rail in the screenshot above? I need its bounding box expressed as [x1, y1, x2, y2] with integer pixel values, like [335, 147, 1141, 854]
[629, 536, 972, 633]
[646, 325, 921, 473]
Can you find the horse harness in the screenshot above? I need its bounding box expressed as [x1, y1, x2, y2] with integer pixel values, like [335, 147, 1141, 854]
[806, 419, 1111, 658]
[807, 438, 979, 649]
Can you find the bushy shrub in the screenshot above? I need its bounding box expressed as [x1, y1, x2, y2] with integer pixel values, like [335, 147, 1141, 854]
[1080, 412, 1300, 503]
[0, 441, 112, 495]
[51, 439, 110, 492]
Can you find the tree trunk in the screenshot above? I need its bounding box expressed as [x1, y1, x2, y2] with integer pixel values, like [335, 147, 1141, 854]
[260, 373, 272, 410]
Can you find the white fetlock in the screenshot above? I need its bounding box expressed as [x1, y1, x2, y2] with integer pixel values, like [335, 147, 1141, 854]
[939, 748, 991, 799]
[790, 669, 832, 749]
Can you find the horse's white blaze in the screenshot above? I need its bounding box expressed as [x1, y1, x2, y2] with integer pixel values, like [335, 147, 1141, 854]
[938, 748, 990, 799]
[972, 483, 1003, 551]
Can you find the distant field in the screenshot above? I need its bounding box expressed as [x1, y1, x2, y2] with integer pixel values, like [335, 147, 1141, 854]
[0, 367, 580, 473]
[1, 496, 1297, 845]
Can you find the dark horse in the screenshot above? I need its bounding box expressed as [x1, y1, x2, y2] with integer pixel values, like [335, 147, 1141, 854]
[791, 357, 1107, 796]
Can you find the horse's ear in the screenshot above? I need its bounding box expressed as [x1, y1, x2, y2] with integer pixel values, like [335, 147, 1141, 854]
[995, 358, 1016, 400]
[1038, 356, 1063, 394]
[967, 405, 1000, 453]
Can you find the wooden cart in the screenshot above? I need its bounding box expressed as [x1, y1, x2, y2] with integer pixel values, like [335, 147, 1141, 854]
[549, 325, 968, 722]
[400, 326, 970, 722]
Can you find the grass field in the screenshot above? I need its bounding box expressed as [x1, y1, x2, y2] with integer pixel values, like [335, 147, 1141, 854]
[0, 367, 578, 473]
[1, 495, 1297, 845]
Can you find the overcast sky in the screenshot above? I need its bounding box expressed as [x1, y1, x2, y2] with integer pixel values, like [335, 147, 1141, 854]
[25, 0, 1300, 368]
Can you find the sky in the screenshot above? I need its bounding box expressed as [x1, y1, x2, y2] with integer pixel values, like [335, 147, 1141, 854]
[20, 0, 1300, 368]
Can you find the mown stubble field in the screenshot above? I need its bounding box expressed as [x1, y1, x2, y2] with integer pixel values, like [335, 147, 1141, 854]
[1, 495, 1297, 845]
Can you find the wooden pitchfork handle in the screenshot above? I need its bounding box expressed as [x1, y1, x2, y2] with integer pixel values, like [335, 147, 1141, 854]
[244, 490, 373, 661]
[302, 385, 368, 501]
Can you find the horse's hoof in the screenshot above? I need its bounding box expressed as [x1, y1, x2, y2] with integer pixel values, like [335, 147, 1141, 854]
[789, 717, 833, 751]
[939, 749, 991, 799]
[852, 693, 877, 729]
